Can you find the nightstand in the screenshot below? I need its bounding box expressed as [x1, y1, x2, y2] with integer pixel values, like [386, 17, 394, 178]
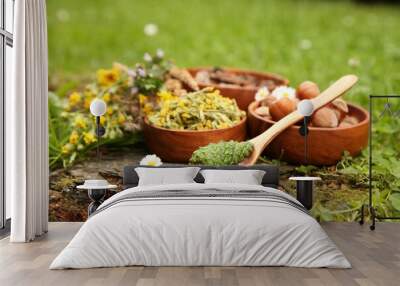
[289, 177, 321, 210]
[77, 182, 117, 216]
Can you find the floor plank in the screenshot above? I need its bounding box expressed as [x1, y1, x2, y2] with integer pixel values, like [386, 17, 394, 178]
[0, 222, 399, 286]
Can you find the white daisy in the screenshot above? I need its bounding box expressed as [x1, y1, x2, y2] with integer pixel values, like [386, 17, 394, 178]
[255, 86, 270, 102]
[271, 86, 297, 101]
[299, 39, 312, 50]
[347, 57, 360, 67]
[140, 154, 163, 166]
[56, 9, 70, 22]
[143, 52, 152, 62]
[144, 23, 159, 36]
[156, 48, 164, 58]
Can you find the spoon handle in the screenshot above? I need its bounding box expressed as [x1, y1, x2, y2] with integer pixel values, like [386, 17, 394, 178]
[311, 75, 358, 110]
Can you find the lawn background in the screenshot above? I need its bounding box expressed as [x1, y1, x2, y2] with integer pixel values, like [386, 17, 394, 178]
[47, 0, 400, 106]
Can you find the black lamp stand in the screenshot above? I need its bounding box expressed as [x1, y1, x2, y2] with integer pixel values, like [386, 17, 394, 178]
[95, 116, 105, 160]
[296, 116, 314, 210]
[299, 116, 311, 164]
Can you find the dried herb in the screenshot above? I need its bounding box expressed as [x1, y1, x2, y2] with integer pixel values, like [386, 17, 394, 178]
[147, 88, 245, 130]
[169, 66, 199, 91]
[190, 140, 253, 165]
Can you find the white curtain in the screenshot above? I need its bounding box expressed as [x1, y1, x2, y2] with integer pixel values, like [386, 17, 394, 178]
[7, 0, 49, 242]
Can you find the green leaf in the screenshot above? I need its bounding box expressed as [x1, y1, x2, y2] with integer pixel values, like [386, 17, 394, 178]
[295, 165, 318, 174]
[389, 193, 400, 211]
[338, 166, 359, 175]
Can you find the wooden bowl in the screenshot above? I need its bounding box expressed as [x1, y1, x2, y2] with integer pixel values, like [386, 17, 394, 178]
[247, 101, 369, 165]
[188, 67, 289, 111]
[142, 117, 247, 163]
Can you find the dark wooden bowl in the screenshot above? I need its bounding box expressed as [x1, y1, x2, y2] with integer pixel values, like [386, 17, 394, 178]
[188, 67, 289, 111]
[142, 117, 247, 163]
[247, 101, 369, 165]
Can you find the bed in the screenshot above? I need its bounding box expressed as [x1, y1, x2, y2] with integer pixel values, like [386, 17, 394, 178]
[50, 165, 350, 269]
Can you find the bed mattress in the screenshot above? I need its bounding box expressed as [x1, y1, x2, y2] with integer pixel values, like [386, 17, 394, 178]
[50, 183, 350, 269]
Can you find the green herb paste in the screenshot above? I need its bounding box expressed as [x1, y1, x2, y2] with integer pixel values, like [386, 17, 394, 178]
[189, 140, 253, 166]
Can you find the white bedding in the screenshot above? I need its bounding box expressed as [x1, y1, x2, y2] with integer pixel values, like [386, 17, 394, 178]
[50, 183, 350, 269]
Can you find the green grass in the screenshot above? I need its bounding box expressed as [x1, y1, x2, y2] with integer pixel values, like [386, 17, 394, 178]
[47, 0, 400, 105]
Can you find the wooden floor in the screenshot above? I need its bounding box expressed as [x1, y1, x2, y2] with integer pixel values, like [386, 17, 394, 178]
[0, 222, 399, 286]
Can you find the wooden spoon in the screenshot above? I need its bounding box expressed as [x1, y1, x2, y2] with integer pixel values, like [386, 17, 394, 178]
[240, 74, 358, 166]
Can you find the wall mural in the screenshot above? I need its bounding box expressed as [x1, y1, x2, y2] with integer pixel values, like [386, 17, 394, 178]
[47, 0, 400, 222]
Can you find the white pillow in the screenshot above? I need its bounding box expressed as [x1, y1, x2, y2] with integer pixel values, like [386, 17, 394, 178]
[200, 169, 266, 185]
[135, 167, 201, 186]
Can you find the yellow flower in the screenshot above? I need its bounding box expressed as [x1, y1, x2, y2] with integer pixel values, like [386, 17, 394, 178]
[157, 90, 175, 102]
[62, 143, 74, 154]
[107, 106, 113, 115]
[118, 113, 126, 124]
[142, 103, 153, 115]
[84, 90, 94, 97]
[103, 93, 111, 103]
[74, 116, 87, 129]
[100, 116, 106, 125]
[69, 131, 79, 145]
[68, 92, 81, 107]
[83, 91, 94, 109]
[83, 132, 96, 145]
[97, 67, 120, 87]
[84, 98, 92, 110]
[178, 100, 186, 108]
[139, 94, 147, 105]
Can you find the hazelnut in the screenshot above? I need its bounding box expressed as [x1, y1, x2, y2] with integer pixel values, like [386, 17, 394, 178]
[331, 98, 349, 113]
[297, 81, 320, 100]
[269, 97, 297, 121]
[331, 108, 344, 122]
[339, 121, 353, 128]
[311, 107, 339, 128]
[261, 95, 277, 107]
[341, 115, 359, 125]
[255, 106, 270, 117]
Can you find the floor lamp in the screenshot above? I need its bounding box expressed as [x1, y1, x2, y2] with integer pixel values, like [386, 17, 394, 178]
[289, 99, 320, 210]
[77, 98, 116, 216]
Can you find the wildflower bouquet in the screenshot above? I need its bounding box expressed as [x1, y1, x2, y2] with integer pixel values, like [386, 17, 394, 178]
[51, 50, 209, 168]
[56, 64, 141, 168]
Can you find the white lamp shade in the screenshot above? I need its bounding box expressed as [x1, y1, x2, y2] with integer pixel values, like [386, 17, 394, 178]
[90, 99, 107, 116]
[297, 100, 314, 116]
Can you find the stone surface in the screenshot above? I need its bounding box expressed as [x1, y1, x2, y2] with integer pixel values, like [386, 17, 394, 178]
[49, 146, 147, 221]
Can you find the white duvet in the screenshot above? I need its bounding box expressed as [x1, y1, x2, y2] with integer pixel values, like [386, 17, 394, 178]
[50, 183, 350, 269]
